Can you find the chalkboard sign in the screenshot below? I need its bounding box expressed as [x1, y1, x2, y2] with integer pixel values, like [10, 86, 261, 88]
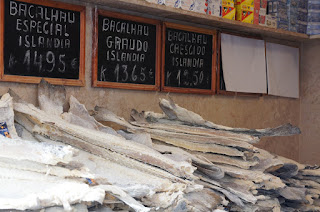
[92, 10, 161, 91]
[0, 0, 86, 86]
[162, 22, 217, 94]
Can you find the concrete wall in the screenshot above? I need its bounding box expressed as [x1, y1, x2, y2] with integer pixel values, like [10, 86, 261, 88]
[0, 3, 301, 161]
[300, 40, 320, 164]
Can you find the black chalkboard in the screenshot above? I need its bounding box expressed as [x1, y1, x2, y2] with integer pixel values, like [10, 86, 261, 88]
[1, 0, 86, 86]
[162, 23, 217, 94]
[92, 10, 161, 91]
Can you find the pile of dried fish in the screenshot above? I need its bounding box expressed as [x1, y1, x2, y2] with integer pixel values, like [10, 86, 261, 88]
[93, 97, 320, 211]
[0, 80, 319, 211]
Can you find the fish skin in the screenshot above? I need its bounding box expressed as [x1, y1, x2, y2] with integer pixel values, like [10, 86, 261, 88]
[0, 156, 93, 179]
[133, 128, 246, 157]
[14, 102, 196, 179]
[38, 79, 67, 116]
[0, 135, 75, 166]
[159, 98, 301, 139]
[35, 135, 190, 199]
[33, 123, 186, 184]
[130, 122, 254, 150]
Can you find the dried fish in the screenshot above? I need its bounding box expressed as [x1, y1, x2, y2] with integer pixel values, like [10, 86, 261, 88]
[195, 152, 259, 170]
[0, 176, 105, 211]
[67, 96, 120, 137]
[159, 98, 301, 138]
[98, 185, 150, 212]
[136, 128, 246, 157]
[14, 102, 196, 179]
[33, 125, 186, 184]
[38, 79, 67, 116]
[0, 156, 92, 179]
[0, 136, 75, 166]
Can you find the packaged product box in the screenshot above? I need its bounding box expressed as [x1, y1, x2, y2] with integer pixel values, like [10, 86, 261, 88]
[307, 23, 320, 35]
[254, 0, 260, 24]
[265, 15, 277, 28]
[180, 0, 194, 10]
[181, 0, 208, 14]
[259, 0, 267, 25]
[145, 0, 162, 4]
[297, 20, 308, 33]
[308, 0, 320, 10]
[207, 0, 222, 16]
[164, 0, 182, 8]
[289, 12, 298, 32]
[288, 0, 299, 32]
[0, 122, 11, 138]
[278, 20, 289, 30]
[222, 0, 236, 20]
[235, 0, 254, 23]
[266, 0, 289, 29]
[153, 0, 181, 7]
[307, 1, 320, 35]
[267, 0, 278, 15]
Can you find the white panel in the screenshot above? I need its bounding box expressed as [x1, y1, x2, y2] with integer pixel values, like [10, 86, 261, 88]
[266, 43, 299, 98]
[221, 33, 267, 93]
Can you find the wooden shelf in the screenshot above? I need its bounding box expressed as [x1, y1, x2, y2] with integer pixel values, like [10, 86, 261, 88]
[83, 0, 310, 42]
[310, 35, 320, 40]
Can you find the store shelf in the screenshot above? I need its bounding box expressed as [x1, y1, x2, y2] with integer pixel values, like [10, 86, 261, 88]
[85, 0, 310, 42]
[310, 35, 320, 39]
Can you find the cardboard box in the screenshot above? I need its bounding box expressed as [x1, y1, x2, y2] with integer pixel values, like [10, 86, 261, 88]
[265, 15, 277, 28]
[266, 0, 289, 30]
[163, 0, 182, 8]
[259, 0, 267, 25]
[181, 0, 208, 14]
[235, 0, 254, 23]
[236, 0, 254, 6]
[222, 0, 236, 20]
[254, 0, 260, 24]
[207, 0, 222, 16]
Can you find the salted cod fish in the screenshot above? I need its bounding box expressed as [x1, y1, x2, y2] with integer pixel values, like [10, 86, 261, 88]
[35, 135, 189, 198]
[38, 79, 68, 116]
[0, 168, 105, 211]
[14, 101, 197, 209]
[35, 135, 194, 211]
[158, 98, 301, 139]
[63, 96, 120, 137]
[130, 108, 258, 145]
[13, 100, 196, 179]
[94, 107, 250, 158]
[0, 135, 75, 165]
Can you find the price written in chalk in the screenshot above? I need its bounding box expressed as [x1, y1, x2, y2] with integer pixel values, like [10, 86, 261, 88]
[166, 69, 210, 87]
[8, 51, 78, 73]
[163, 26, 213, 90]
[100, 64, 154, 83]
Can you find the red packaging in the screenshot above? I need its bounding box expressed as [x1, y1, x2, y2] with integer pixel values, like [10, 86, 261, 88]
[259, 0, 267, 25]
[254, 0, 260, 24]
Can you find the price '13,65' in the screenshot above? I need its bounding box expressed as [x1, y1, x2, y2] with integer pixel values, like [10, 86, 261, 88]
[100, 64, 154, 84]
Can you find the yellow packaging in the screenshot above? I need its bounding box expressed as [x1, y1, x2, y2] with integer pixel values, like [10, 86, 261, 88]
[235, 0, 254, 6]
[222, 0, 235, 20]
[235, 0, 254, 23]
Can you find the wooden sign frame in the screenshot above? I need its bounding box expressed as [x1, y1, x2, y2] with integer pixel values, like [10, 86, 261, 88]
[217, 31, 265, 97]
[0, 0, 86, 86]
[161, 22, 217, 95]
[92, 10, 161, 91]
